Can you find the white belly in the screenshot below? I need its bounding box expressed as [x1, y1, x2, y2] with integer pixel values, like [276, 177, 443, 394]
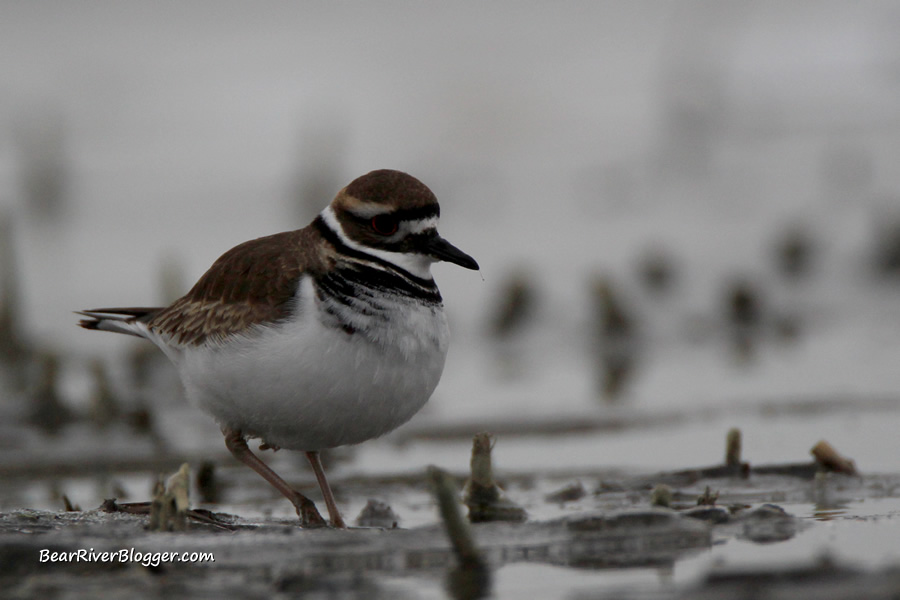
[172, 279, 450, 451]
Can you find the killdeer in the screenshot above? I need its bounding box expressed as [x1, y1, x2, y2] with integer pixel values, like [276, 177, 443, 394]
[78, 169, 479, 527]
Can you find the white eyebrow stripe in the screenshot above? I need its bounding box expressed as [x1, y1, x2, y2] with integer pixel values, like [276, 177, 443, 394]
[404, 216, 439, 234]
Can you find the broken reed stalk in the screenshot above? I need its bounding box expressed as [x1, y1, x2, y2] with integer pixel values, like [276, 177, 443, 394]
[463, 433, 527, 523]
[28, 351, 73, 435]
[148, 479, 167, 531]
[428, 466, 483, 568]
[466, 433, 498, 504]
[0, 212, 29, 365]
[149, 463, 191, 532]
[810, 440, 857, 476]
[697, 486, 719, 506]
[88, 358, 119, 429]
[489, 269, 536, 338]
[167, 463, 191, 515]
[725, 428, 742, 467]
[61, 494, 80, 512]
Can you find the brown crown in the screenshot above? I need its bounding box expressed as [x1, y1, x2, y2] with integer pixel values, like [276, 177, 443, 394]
[339, 169, 438, 211]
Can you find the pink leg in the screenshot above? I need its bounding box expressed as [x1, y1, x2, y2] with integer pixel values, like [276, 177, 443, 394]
[222, 428, 326, 527]
[305, 451, 346, 528]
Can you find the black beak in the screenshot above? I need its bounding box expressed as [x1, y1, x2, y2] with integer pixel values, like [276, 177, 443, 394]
[424, 234, 480, 270]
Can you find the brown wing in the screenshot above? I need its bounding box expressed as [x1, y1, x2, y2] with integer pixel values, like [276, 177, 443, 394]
[149, 227, 328, 345]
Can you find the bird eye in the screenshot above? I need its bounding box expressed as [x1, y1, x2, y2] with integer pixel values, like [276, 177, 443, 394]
[370, 214, 398, 235]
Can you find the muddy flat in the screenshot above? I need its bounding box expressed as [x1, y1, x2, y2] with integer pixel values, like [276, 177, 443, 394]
[3, 406, 900, 599]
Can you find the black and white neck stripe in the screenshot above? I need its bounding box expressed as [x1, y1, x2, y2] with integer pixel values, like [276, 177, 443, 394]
[311, 213, 443, 336]
[312, 213, 440, 297]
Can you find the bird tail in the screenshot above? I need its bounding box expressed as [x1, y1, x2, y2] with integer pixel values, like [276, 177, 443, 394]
[76, 307, 162, 339]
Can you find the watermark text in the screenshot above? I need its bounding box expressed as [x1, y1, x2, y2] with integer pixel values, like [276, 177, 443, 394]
[39, 548, 214, 568]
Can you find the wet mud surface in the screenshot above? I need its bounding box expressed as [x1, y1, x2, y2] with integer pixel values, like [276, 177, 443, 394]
[3, 416, 900, 599]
